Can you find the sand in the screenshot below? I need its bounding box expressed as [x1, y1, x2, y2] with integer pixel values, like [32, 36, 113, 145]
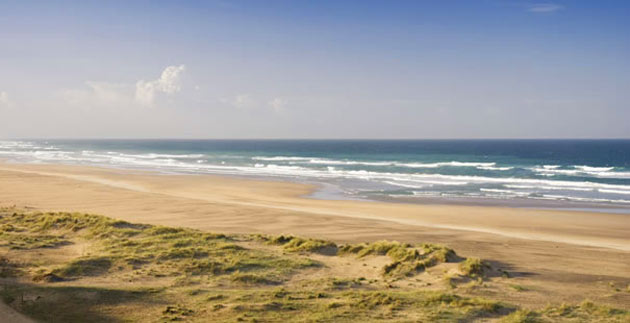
[0, 162, 629, 308]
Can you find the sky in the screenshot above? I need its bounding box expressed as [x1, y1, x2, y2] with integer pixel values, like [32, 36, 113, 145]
[0, 0, 629, 139]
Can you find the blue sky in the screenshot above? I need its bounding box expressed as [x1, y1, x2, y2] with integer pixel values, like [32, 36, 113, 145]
[0, 0, 629, 138]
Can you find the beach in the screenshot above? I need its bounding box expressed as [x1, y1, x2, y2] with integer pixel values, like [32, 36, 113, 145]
[1, 162, 629, 309]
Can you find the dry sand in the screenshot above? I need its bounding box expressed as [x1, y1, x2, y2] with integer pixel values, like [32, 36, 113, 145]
[0, 162, 629, 308]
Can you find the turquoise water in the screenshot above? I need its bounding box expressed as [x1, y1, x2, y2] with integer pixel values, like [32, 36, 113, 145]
[1, 139, 630, 210]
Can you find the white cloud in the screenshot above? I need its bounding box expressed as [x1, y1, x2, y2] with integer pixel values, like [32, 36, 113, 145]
[59, 81, 133, 109]
[135, 65, 186, 105]
[0, 91, 9, 108]
[528, 3, 564, 13]
[59, 65, 186, 108]
[0, 91, 15, 109]
[221, 95, 289, 114]
[221, 94, 256, 109]
[86, 81, 130, 103]
[268, 97, 288, 113]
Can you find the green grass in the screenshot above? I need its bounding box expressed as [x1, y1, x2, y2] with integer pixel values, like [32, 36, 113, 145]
[501, 309, 540, 323]
[230, 272, 281, 285]
[340, 240, 457, 277]
[255, 234, 338, 254]
[540, 301, 630, 322]
[0, 232, 70, 250]
[0, 210, 316, 284]
[53, 257, 113, 277]
[1, 207, 629, 322]
[509, 284, 528, 292]
[459, 257, 487, 278]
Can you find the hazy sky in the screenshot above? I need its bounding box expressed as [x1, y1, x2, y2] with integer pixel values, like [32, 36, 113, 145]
[1, 0, 629, 139]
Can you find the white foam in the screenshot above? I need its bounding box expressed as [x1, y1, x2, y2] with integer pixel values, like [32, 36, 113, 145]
[480, 188, 514, 194]
[575, 165, 614, 172]
[477, 166, 513, 171]
[252, 156, 314, 161]
[382, 181, 427, 189]
[3, 140, 630, 205]
[253, 156, 498, 169]
[531, 165, 630, 179]
[395, 161, 496, 168]
[598, 189, 630, 195]
[504, 184, 593, 192]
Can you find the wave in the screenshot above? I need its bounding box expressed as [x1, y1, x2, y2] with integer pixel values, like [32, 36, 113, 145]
[531, 165, 630, 179]
[480, 188, 514, 194]
[477, 166, 514, 171]
[252, 156, 313, 161]
[3, 148, 630, 192]
[3, 141, 630, 205]
[83, 151, 205, 160]
[395, 161, 496, 168]
[504, 184, 594, 192]
[401, 191, 630, 204]
[382, 181, 428, 189]
[532, 194, 630, 204]
[574, 165, 614, 172]
[253, 156, 501, 169]
[598, 189, 630, 195]
[309, 159, 393, 166]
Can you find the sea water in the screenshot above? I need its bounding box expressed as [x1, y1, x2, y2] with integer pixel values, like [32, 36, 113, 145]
[1, 139, 629, 212]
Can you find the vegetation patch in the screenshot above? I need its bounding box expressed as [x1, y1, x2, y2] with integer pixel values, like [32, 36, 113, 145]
[501, 309, 539, 323]
[541, 301, 630, 322]
[0, 232, 70, 250]
[0, 209, 316, 286]
[340, 240, 457, 277]
[53, 257, 113, 278]
[0, 256, 23, 278]
[231, 272, 280, 285]
[255, 234, 338, 254]
[1, 207, 628, 322]
[459, 257, 489, 278]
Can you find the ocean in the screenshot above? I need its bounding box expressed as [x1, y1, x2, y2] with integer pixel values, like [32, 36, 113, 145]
[1, 139, 630, 212]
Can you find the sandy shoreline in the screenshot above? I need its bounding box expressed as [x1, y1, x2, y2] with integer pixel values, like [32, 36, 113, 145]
[1, 162, 628, 250]
[0, 162, 629, 307]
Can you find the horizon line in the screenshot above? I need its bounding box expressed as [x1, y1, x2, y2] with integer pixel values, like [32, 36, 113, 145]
[4, 137, 630, 141]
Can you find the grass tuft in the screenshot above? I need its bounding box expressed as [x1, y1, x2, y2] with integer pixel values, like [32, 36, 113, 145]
[340, 240, 458, 278]
[459, 257, 488, 278]
[53, 257, 113, 277]
[255, 234, 338, 254]
[501, 309, 540, 323]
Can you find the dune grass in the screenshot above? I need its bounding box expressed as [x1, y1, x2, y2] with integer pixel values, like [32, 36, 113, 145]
[459, 257, 488, 278]
[339, 240, 458, 277]
[254, 234, 338, 254]
[1, 207, 629, 322]
[0, 209, 317, 284]
[260, 235, 459, 277]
